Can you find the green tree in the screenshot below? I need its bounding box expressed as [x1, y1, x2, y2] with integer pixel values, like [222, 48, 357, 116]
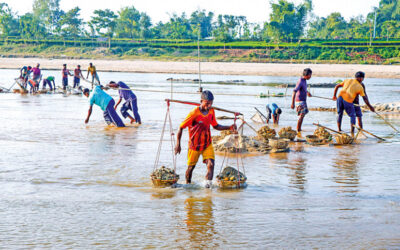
[212, 15, 232, 42]
[0, 3, 18, 37]
[189, 10, 214, 38]
[59, 7, 83, 38]
[32, 0, 62, 34]
[90, 9, 118, 37]
[325, 12, 347, 39]
[265, 0, 313, 42]
[381, 20, 399, 39]
[164, 13, 191, 39]
[115, 6, 141, 38]
[139, 13, 152, 39]
[19, 13, 46, 39]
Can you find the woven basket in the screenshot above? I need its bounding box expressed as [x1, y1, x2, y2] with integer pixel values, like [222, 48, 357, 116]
[279, 131, 297, 140]
[268, 138, 289, 149]
[151, 177, 178, 187]
[334, 134, 354, 145]
[305, 135, 326, 145]
[217, 179, 247, 189]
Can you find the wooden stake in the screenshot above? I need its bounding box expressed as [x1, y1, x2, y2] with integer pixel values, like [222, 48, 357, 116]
[353, 125, 385, 141]
[313, 123, 345, 134]
[374, 111, 400, 133]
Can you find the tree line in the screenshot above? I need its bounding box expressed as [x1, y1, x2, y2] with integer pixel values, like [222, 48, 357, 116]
[0, 0, 399, 42]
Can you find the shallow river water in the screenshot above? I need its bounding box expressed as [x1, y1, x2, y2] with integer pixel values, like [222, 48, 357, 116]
[0, 69, 400, 248]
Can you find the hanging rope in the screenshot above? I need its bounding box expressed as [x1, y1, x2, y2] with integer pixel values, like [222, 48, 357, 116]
[153, 100, 177, 180]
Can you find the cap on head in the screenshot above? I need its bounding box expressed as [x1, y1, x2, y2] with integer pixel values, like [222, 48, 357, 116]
[201, 90, 214, 101]
[276, 108, 282, 114]
[28, 66, 32, 69]
[83, 88, 90, 94]
[355, 71, 365, 78]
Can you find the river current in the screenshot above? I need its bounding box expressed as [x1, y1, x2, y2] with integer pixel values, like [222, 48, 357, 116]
[0, 69, 399, 248]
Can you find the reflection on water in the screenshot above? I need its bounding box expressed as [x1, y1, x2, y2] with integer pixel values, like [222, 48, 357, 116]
[287, 154, 307, 191]
[184, 195, 217, 248]
[331, 146, 360, 194]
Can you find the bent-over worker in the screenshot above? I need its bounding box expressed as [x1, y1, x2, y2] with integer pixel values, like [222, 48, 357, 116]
[333, 71, 375, 134]
[108, 81, 141, 124]
[83, 86, 125, 127]
[266, 103, 282, 124]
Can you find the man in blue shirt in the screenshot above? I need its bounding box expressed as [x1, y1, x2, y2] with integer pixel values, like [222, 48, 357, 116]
[266, 103, 282, 124]
[108, 81, 141, 124]
[83, 86, 125, 127]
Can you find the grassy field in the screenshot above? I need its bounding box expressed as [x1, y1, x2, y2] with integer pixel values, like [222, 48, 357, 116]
[1, 38, 400, 64]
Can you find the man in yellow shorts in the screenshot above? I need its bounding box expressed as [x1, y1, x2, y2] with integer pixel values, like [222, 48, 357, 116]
[175, 90, 236, 188]
[86, 62, 100, 89]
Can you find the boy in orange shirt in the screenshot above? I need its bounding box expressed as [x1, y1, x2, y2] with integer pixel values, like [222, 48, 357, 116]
[175, 90, 236, 188]
[333, 71, 375, 134]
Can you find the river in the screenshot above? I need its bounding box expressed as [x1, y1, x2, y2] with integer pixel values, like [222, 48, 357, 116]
[0, 69, 399, 248]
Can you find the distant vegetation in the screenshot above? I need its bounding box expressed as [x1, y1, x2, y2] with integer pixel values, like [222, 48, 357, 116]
[0, 0, 400, 64]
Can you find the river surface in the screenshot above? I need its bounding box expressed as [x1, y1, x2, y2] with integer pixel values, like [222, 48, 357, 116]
[0, 69, 400, 248]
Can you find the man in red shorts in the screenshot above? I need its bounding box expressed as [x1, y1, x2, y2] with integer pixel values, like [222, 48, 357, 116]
[175, 90, 236, 188]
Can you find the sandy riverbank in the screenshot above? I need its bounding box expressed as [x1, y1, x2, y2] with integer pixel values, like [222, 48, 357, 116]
[1, 57, 400, 78]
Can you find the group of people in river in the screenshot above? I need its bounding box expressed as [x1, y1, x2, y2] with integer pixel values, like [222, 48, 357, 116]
[19, 62, 101, 92]
[16, 63, 377, 188]
[173, 68, 375, 187]
[266, 68, 375, 134]
[83, 81, 142, 126]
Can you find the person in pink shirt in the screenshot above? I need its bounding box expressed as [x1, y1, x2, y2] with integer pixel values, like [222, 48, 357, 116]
[32, 63, 41, 92]
[62, 64, 73, 91]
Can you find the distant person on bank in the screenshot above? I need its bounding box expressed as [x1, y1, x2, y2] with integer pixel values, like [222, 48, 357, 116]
[291, 68, 313, 132]
[83, 86, 125, 127]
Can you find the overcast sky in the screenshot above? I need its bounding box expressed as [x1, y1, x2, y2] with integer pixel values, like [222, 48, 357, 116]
[2, 0, 380, 24]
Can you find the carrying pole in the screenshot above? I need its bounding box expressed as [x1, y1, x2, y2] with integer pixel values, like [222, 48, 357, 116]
[165, 99, 242, 116]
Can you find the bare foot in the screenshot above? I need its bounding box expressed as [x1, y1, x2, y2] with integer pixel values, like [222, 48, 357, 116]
[130, 119, 136, 124]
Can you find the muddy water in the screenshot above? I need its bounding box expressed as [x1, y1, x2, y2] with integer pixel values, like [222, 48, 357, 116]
[0, 69, 400, 248]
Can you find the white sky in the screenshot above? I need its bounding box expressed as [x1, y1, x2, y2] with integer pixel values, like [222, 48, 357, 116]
[3, 0, 380, 24]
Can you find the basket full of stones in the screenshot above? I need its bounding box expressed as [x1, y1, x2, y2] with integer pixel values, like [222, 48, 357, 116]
[151, 166, 179, 187]
[256, 126, 276, 142]
[278, 127, 297, 141]
[216, 166, 247, 189]
[334, 133, 354, 145]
